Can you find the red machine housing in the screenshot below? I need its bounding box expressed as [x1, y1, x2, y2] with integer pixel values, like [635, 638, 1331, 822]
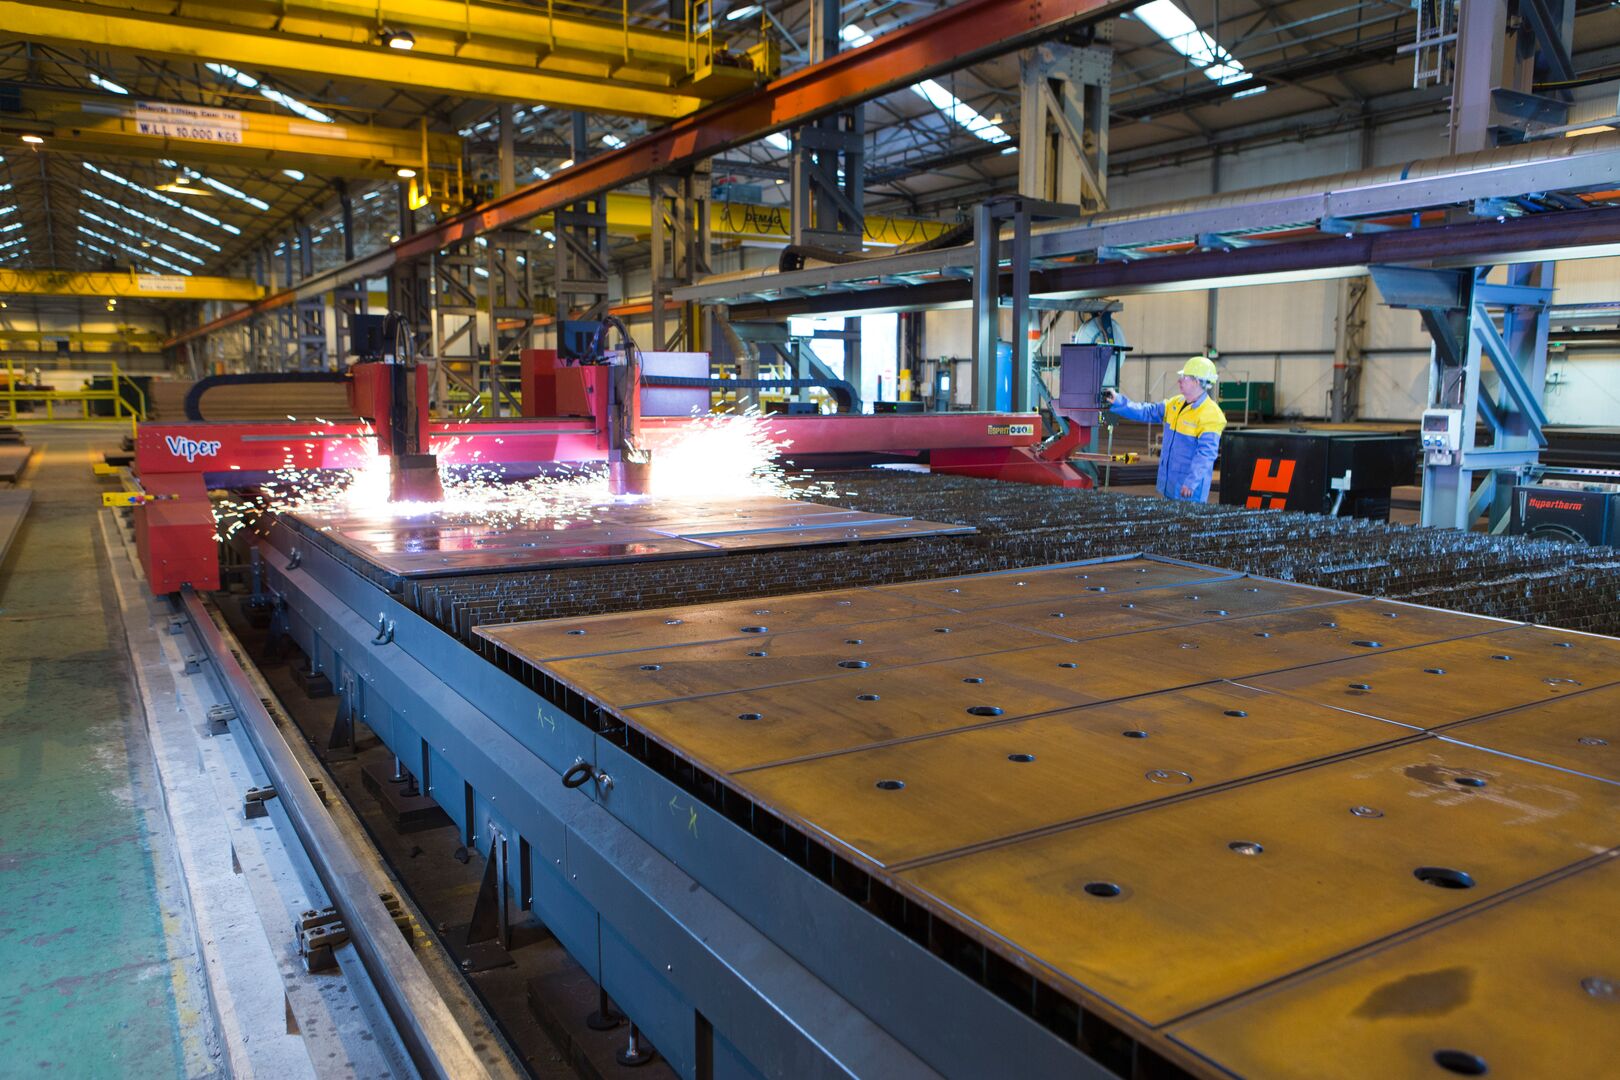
[128, 352, 1098, 594]
[132, 473, 218, 594]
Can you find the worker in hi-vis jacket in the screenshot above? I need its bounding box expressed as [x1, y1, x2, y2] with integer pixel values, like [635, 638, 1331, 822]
[1103, 356, 1227, 503]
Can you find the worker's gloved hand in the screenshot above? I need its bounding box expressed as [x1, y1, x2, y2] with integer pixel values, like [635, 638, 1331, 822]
[1180, 484, 1193, 498]
[1102, 388, 1118, 405]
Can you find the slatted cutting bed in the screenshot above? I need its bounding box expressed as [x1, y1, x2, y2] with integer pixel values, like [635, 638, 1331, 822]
[475, 554, 1620, 1079]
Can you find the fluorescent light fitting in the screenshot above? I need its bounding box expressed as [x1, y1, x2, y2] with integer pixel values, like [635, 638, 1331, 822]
[20, 134, 43, 145]
[559, 158, 574, 169]
[841, 24, 1010, 143]
[195, 173, 271, 210]
[283, 169, 306, 181]
[601, 133, 626, 149]
[396, 167, 417, 178]
[89, 72, 130, 95]
[1133, 0, 1250, 85]
[726, 4, 761, 19]
[206, 62, 259, 89]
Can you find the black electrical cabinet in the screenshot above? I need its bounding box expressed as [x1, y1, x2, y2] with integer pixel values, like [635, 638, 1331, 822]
[1220, 429, 1417, 520]
[1508, 485, 1620, 545]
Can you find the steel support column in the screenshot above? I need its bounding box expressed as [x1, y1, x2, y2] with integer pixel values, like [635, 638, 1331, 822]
[789, 0, 864, 253]
[972, 196, 1079, 412]
[649, 166, 712, 352]
[1017, 34, 1111, 213]
[1378, 263, 1552, 532]
[1330, 276, 1368, 422]
[486, 231, 538, 416]
[294, 226, 328, 371]
[553, 113, 612, 329]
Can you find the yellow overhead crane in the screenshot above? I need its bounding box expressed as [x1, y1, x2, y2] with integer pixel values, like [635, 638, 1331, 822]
[4, 0, 777, 119]
[8, 87, 462, 180]
[0, 270, 264, 301]
[583, 193, 954, 248]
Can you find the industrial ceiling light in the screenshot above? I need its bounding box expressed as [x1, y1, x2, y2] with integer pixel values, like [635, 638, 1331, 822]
[382, 28, 416, 50]
[726, 4, 761, 19]
[156, 176, 214, 196]
[396, 167, 417, 178]
[20, 134, 43, 145]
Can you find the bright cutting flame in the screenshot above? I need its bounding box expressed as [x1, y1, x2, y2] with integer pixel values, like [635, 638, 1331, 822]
[210, 411, 838, 541]
[642, 409, 824, 501]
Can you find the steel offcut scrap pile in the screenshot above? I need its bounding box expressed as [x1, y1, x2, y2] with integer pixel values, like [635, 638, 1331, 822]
[383, 471, 1620, 643]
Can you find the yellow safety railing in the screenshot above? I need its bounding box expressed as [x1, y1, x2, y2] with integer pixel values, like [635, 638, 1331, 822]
[1, 360, 148, 438]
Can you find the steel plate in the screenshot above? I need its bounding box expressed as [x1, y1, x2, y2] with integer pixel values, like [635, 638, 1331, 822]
[1168, 855, 1620, 1079]
[869, 557, 1237, 609]
[898, 740, 1620, 1025]
[1242, 624, 1620, 729]
[1441, 683, 1620, 782]
[292, 495, 972, 579]
[737, 682, 1416, 868]
[479, 587, 951, 661]
[539, 612, 1074, 709]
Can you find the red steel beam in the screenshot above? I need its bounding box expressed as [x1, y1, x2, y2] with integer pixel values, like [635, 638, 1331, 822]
[166, 0, 1134, 350]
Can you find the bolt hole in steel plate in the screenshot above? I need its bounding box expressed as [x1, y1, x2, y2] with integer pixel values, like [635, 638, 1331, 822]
[1433, 1050, 1489, 1076]
[1228, 841, 1264, 856]
[1146, 769, 1194, 785]
[875, 779, 905, 791]
[968, 706, 1004, 717]
[1123, 730, 1150, 739]
[1084, 882, 1122, 898]
[1008, 753, 1036, 763]
[1414, 866, 1476, 890]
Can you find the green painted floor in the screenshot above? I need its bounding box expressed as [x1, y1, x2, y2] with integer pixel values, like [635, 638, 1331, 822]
[0, 426, 200, 1077]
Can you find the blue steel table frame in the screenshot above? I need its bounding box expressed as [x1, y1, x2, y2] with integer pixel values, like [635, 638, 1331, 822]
[252, 516, 1112, 1080]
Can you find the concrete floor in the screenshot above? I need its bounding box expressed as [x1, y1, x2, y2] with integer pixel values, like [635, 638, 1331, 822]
[0, 425, 208, 1077]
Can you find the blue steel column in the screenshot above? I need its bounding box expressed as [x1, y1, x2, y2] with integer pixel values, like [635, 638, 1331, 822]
[972, 200, 998, 410]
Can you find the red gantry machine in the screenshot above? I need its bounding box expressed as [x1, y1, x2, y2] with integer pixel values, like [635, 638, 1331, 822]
[125, 327, 1124, 594]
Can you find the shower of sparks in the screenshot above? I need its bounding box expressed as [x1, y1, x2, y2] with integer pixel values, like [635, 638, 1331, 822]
[211, 410, 841, 541]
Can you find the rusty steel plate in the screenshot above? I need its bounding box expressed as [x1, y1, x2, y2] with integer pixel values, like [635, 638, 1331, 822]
[1169, 855, 1620, 1079]
[736, 682, 1417, 869]
[1242, 624, 1620, 730]
[539, 611, 1075, 709]
[899, 740, 1620, 1026]
[870, 557, 1237, 610]
[1441, 683, 1620, 783]
[618, 649, 1109, 774]
[973, 578, 1357, 642]
[479, 587, 952, 661]
[292, 495, 971, 579]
